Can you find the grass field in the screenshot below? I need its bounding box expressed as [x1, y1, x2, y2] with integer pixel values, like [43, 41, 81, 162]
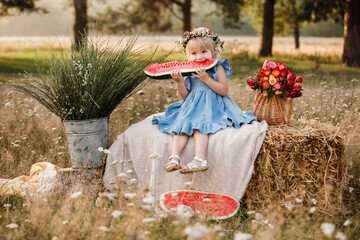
[0, 37, 359, 239]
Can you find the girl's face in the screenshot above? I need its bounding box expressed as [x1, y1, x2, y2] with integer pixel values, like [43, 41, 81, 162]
[187, 47, 213, 62]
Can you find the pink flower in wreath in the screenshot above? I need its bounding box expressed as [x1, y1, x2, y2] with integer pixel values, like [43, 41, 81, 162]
[183, 31, 189, 37]
[274, 82, 282, 90]
[266, 61, 277, 69]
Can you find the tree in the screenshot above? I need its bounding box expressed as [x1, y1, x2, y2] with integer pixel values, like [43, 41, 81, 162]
[297, 0, 360, 67]
[73, 0, 87, 51]
[259, 0, 276, 57]
[91, 0, 244, 34]
[0, 0, 46, 17]
[342, 0, 360, 67]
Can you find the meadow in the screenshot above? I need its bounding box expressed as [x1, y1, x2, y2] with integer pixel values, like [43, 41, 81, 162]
[0, 36, 359, 239]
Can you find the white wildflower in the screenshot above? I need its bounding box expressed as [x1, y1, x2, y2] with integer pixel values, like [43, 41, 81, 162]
[255, 213, 263, 220]
[117, 172, 128, 178]
[311, 198, 317, 205]
[111, 160, 118, 165]
[8, 184, 15, 189]
[184, 223, 209, 239]
[6, 223, 19, 229]
[99, 192, 117, 201]
[143, 196, 155, 204]
[124, 193, 136, 199]
[142, 218, 156, 223]
[142, 205, 153, 213]
[349, 187, 354, 193]
[98, 147, 104, 152]
[335, 231, 347, 240]
[62, 220, 69, 225]
[246, 211, 255, 215]
[184, 182, 192, 187]
[213, 225, 224, 232]
[5, 102, 14, 107]
[320, 223, 335, 237]
[285, 203, 294, 211]
[52, 128, 56, 131]
[309, 207, 316, 214]
[268, 223, 274, 229]
[234, 232, 252, 240]
[70, 191, 82, 199]
[43, 199, 48, 202]
[111, 210, 124, 218]
[25, 219, 31, 223]
[126, 169, 134, 174]
[0, 215, 2, 218]
[343, 220, 352, 226]
[150, 153, 162, 159]
[127, 203, 135, 207]
[52, 237, 59, 240]
[3, 203, 11, 208]
[295, 198, 302, 203]
[104, 149, 110, 154]
[130, 178, 137, 184]
[98, 226, 109, 232]
[172, 204, 194, 219]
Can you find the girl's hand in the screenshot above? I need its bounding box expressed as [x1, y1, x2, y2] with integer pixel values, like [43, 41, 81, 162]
[192, 67, 211, 83]
[171, 69, 184, 83]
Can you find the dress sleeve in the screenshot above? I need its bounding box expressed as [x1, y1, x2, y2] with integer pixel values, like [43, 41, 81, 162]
[218, 59, 232, 80]
[184, 76, 191, 91]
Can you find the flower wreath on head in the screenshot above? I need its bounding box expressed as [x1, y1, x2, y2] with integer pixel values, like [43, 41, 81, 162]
[175, 28, 225, 55]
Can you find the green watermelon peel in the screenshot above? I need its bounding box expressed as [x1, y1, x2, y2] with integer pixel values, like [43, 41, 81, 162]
[144, 59, 219, 80]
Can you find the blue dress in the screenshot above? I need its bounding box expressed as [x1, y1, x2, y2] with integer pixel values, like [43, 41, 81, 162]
[152, 59, 257, 135]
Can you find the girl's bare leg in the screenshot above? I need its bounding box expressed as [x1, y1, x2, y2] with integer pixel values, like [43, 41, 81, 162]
[182, 129, 209, 169]
[167, 134, 189, 170]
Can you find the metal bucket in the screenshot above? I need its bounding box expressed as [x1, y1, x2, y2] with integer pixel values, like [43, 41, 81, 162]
[63, 117, 108, 169]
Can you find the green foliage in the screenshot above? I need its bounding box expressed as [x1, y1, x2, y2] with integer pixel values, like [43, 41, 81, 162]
[298, 0, 345, 23]
[210, 0, 245, 29]
[0, 0, 47, 17]
[3, 35, 166, 120]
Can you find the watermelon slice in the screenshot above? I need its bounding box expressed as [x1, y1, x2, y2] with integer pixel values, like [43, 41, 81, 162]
[159, 190, 240, 220]
[144, 59, 218, 80]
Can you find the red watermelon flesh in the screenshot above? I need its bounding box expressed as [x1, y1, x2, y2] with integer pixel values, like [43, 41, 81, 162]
[159, 190, 239, 220]
[144, 59, 218, 80]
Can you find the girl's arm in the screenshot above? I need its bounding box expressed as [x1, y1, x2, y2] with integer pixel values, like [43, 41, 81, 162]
[171, 69, 189, 100]
[193, 65, 228, 96]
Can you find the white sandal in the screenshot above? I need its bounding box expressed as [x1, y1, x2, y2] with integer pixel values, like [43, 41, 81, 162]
[180, 156, 208, 174]
[165, 155, 181, 172]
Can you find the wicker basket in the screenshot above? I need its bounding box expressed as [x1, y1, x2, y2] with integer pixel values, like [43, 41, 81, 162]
[252, 90, 293, 125]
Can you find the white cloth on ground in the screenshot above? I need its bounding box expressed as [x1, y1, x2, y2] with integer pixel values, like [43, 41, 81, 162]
[103, 114, 268, 200]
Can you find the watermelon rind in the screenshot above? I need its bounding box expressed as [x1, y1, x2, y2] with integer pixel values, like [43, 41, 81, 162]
[159, 190, 240, 220]
[144, 59, 219, 80]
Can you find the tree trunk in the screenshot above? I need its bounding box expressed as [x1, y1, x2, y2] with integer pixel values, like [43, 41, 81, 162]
[259, 0, 275, 57]
[182, 0, 191, 31]
[342, 0, 360, 67]
[290, 0, 300, 49]
[73, 0, 87, 51]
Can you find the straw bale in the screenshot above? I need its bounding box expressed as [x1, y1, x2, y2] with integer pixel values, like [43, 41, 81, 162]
[245, 119, 345, 210]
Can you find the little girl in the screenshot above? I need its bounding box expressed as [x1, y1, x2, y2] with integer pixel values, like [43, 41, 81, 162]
[152, 27, 257, 174]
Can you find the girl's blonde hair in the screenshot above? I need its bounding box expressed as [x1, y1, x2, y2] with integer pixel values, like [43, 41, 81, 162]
[185, 27, 220, 60]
